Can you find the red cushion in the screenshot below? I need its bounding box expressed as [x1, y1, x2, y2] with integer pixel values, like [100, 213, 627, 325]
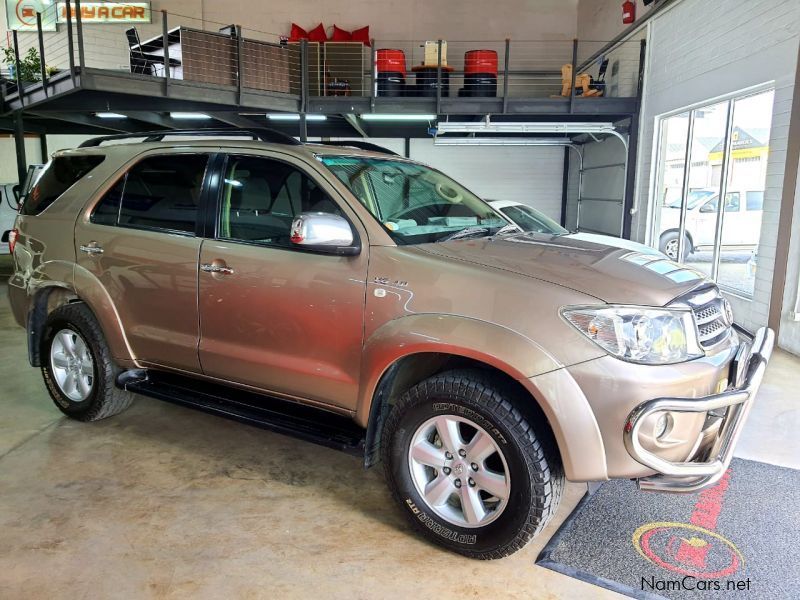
[308, 23, 328, 43]
[331, 25, 352, 42]
[351, 25, 370, 46]
[289, 23, 308, 42]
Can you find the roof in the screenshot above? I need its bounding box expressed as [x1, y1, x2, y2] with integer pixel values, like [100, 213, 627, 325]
[56, 134, 402, 161]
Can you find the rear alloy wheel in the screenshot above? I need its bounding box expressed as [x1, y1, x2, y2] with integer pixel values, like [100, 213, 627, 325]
[49, 328, 95, 402]
[383, 369, 563, 559]
[42, 303, 134, 421]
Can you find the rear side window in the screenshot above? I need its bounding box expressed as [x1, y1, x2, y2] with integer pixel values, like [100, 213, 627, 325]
[91, 154, 209, 234]
[20, 155, 104, 216]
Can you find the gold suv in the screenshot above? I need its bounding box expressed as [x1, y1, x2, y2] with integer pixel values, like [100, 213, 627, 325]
[5, 130, 773, 559]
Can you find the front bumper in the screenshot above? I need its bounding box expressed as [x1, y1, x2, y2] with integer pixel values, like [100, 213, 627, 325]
[623, 326, 774, 493]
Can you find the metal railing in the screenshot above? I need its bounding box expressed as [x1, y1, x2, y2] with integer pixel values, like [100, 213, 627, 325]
[1, 7, 644, 110]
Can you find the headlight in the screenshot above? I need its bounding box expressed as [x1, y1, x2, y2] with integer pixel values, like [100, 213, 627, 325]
[562, 305, 704, 365]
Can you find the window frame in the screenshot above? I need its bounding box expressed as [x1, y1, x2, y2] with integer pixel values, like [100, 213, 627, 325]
[649, 85, 774, 299]
[88, 151, 216, 238]
[210, 152, 361, 253]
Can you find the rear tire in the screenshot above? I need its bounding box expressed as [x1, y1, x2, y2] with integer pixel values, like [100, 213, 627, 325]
[381, 369, 563, 559]
[41, 303, 134, 421]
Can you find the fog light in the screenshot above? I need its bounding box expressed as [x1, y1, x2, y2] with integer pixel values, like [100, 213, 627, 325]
[654, 413, 673, 440]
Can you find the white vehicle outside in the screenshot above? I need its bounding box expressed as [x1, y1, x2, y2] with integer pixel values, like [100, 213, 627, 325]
[488, 200, 665, 257]
[1, 184, 19, 254]
[657, 188, 763, 260]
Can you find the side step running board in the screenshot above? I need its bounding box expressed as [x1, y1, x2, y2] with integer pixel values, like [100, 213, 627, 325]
[120, 371, 366, 456]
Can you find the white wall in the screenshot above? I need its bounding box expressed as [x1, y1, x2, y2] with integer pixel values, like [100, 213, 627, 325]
[334, 137, 566, 220]
[2, 0, 579, 72]
[577, 0, 661, 42]
[630, 0, 800, 340]
[409, 140, 565, 220]
[780, 154, 800, 353]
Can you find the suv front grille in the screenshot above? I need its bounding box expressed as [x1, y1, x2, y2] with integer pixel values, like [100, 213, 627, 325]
[677, 286, 732, 348]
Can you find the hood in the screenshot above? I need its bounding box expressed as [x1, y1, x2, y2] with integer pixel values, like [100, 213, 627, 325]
[419, 232, 709, 306]
[566, 232, 666, 257]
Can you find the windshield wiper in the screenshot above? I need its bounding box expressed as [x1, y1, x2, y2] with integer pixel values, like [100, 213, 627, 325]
[436, 226, 490, 242]
[492, 223, 522, 237]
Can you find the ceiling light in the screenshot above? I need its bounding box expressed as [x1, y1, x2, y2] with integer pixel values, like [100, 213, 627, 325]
[170, 112, 212, 120]
[434, 137, 576, 146]
[95, 112, 127, 119]
[267, 113, 327, 121]
[435, 120, 616, 134]
[360, 114, 436, 121]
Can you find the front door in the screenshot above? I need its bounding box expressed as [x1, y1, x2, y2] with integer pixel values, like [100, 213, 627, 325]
[75, 152, 211, 372]
[197, 153, 368, 410]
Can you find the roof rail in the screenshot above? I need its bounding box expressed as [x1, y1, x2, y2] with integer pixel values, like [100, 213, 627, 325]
[315, 140, 400, 156]
[78, 128, 302, 148]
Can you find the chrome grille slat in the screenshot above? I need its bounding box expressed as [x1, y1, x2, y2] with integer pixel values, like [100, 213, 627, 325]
[675, 286, 732, 348]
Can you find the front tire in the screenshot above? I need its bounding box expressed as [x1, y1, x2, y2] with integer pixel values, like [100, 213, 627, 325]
[659, 230, 692, 260]
[41, 303, 134, 421]
[382, 369, 563, 559]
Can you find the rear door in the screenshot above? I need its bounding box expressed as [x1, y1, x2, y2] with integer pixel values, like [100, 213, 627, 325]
[197, 152, 368, 409]
[75, 152, 213, 372]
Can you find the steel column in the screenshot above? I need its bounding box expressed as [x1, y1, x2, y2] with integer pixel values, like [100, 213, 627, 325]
[65, 0, 75, 84]
[162, 10, 170, 94]
[568, 39, 577, 114]
[677, 112, 696, 263]
[12, 30, 23, 107]
[39, 133, 48, 162]
[436, 40, 443, 116]
[560, 146, 570, 227]
[75, 0, 85, 69]
[710, 101, 735, 281]
[13, 112, 27, 185]
[36, 13, 48, 96]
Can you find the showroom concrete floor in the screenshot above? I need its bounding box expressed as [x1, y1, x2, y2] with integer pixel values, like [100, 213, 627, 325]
[1, 277, 798, 600]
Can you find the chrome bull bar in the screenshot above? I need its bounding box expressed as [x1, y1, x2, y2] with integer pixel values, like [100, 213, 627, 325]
[623, 327, 774, 493]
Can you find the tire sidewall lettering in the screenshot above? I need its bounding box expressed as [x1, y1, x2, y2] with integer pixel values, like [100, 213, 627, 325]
[405, 499, 477, 545]
[431, 401, 508, 445]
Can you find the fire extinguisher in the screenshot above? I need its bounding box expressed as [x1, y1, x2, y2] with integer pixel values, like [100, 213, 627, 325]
[622, 0, 636, 24]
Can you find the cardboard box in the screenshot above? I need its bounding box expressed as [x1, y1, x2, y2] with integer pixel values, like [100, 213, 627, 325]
[424, 41, 447, 66]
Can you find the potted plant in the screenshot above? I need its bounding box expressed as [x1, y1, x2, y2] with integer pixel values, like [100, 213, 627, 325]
[2, 47, 57, 87]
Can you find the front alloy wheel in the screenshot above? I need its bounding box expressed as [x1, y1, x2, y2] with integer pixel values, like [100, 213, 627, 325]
[408, 415, 511, 528]
[383, 369, 564, 559]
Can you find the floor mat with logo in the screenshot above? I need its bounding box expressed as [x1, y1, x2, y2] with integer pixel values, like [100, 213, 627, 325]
[536, 458, 799, 599]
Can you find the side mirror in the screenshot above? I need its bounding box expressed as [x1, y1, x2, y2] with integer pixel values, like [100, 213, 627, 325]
[1, 230, 9, 243]
[290, 212, 360, 256]
[11, 184, 20, 203]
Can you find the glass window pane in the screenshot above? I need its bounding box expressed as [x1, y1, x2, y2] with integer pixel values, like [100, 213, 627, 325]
[91, 154, 207, 234]
[22, 155, 104, 216]
[717, 89, 774, 297]
[679, 100, 730, 278]
[219, 156, 342, 246]
[652, 113, 689, 260]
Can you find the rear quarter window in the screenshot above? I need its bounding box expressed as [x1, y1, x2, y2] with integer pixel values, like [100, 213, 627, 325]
[20, 155, 105, 216]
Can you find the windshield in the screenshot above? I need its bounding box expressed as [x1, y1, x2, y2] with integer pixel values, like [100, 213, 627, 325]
[319, 156, 508, 244]
[499, 204, 568, 235]
[665, 190, 715, 209]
